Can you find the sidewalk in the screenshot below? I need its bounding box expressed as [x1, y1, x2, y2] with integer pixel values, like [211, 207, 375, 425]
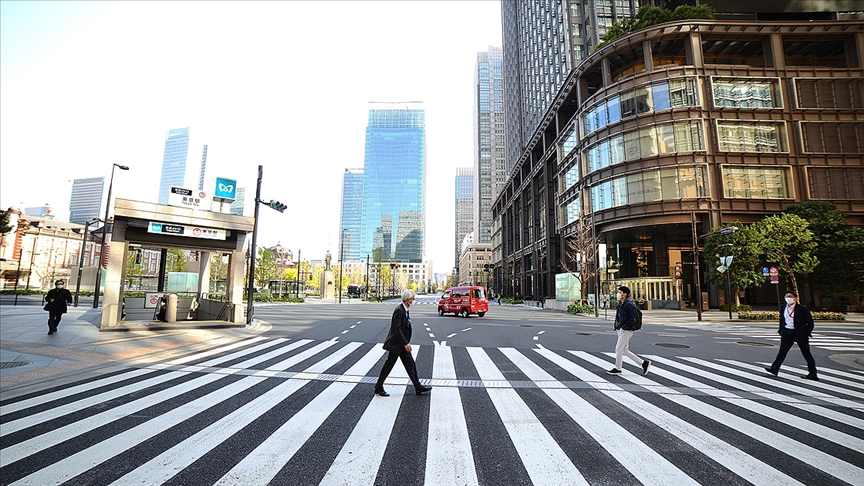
[571, 306, 864, 327]
[0, 305, 265, 392]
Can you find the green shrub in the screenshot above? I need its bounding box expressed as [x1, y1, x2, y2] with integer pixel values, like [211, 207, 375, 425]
[719, 304, 752, 313]
[567, 303, 596, 314]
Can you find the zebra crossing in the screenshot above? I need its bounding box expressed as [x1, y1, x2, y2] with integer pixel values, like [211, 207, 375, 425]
[1, 337, 863, 485]
[711, 325, 864, 352]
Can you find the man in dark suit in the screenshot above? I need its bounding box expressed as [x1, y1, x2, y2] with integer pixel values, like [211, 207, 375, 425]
[44, 279, 73, 335]
[374, 289, 432, 397]
[765, 290, 818, 380]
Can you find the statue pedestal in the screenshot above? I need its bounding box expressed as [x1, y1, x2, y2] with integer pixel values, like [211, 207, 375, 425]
[320, 270, 335, 300]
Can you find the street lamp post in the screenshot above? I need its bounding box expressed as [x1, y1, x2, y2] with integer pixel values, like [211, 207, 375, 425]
[339, 229, 346, 303]
[25, 224, 43, 291]
[75, 218, 100, 306]
[93, 163, 129, 308]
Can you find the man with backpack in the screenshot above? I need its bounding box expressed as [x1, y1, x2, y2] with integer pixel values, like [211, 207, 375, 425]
[607, 286, 650, 376]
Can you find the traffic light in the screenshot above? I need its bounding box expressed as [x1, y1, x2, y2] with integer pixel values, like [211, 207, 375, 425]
[267, 200, 287, 212]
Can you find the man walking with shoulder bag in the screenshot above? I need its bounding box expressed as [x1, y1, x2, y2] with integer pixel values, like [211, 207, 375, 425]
[607, 286, 650, 376]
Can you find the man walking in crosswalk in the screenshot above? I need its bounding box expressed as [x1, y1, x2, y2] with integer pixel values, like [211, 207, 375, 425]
[375, 289, 433, 397]
[607, 286, 650, 376]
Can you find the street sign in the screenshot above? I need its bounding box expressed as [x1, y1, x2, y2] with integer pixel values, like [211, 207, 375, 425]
[769, 267, 778, 276]
[762, 267, 769, 276]
[145, 293, 161, 308]
[167, 186, 212, 210]
[770, 275, 779, 284]
[214, 177, 237, 200]
[148, 222, 227, 240]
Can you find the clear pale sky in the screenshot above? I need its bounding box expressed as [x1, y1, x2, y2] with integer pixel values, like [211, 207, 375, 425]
[0, 1, 502, 272]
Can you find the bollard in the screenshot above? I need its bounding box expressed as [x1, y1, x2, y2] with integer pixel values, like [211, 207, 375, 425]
[166, 293, 178, 323]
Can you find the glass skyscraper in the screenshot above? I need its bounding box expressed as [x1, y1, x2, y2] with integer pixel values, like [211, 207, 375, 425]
[455, 167, 474, 269]
[474, 46, 505, 245]
[360, 102, 426, 263]
[157, 127, 191, 204]
[339, 168, 364, 262]
[68, 177, 105, 224]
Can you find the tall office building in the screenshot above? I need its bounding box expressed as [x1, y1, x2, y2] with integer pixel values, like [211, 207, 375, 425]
[339, 168, 364, 262]
[474, 46, 506, 245]
[360, 102, 426, 263]
[157, 127, 191, 204]
[494, 0, 864, 303]
[228, 187, 246, 216]
[68, 177, 105, 225]
[501, 0, 637, 174]
[198, 144, 208, 191]
[455, 167, 474, 269]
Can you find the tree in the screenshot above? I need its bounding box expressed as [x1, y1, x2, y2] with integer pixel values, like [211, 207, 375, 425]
[166, 249, 188, 273]
[125, 250, 147, 278]
[0, 210, 12, 236]
[561, 212, 597, 304]
[703, 223, 763, 306]
[597, 4, 715, 49]
[784, 201, 864, 305]
[209, 253, 228, 281]
[253, 247, 276, 288]
[751, 214, 818, 298]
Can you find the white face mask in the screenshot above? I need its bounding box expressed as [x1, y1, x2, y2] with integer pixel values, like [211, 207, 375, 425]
[56, 284, 64, 289]
[616, 292, 623, 300]
[785, 297, 796, 305]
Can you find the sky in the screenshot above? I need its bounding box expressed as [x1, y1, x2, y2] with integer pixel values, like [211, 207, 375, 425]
[0, 0, 503, 272]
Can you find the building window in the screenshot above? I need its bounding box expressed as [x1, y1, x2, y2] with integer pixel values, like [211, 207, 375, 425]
[582, 78, 698, 136]
[591, 166, 708, 211]
[716, 122, 785, 153]
[808, 167, 864, 200]
[711, 78, 780, 108]
[801, 122, 864, 154]
[585, 121, 704, 175]
[722, 166, 792, 199]
[794, 78, 864, 109]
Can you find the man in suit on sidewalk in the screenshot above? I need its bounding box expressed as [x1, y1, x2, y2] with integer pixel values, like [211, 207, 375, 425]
[375, 289, 433, 397]
[765, 290, 818, 380]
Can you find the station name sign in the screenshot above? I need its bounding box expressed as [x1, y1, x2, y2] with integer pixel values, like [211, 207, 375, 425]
[148, 222, 226, 240]
[168, 186, 212, 210]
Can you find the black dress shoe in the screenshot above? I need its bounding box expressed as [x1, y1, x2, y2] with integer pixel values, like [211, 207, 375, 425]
[804, 374, 819, 381]
[764, 367, 777, 376]
[415, 385, 432, 396]
[47, 331, 54, 335]
[374, 390, 390, 397]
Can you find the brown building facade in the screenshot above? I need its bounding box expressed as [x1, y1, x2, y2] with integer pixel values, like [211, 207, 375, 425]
[492, 19, 864, 306]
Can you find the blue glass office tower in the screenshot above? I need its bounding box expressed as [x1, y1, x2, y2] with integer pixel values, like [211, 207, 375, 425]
[360, 103, 426, 263]
[157, 127, 191, 204]
[339, 168, 364, 262]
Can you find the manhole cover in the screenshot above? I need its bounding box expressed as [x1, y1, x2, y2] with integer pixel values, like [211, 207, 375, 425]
[573, 332, 591, 335]
[0, 360, 31, 369]
[654, 343, 690, 349]
[738, 341, 775, 347]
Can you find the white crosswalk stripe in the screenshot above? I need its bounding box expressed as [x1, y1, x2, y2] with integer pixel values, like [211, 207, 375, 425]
[1, 336, 862, 486]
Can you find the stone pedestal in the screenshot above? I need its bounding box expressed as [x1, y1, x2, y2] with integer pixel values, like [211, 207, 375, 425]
[320, 270, 335, 300]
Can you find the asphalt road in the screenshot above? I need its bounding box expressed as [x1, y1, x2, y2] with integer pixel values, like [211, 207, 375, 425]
[2, 300, 863, 485]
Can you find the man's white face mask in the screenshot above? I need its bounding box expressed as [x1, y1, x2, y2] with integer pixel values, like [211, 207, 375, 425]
[785, 297, 796, 305]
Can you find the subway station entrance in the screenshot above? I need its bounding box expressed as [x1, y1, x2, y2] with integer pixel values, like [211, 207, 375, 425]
[100, 198, 254, 330]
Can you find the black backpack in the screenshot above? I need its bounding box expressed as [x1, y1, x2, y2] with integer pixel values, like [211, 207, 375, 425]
[631, 301, 643, 330]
